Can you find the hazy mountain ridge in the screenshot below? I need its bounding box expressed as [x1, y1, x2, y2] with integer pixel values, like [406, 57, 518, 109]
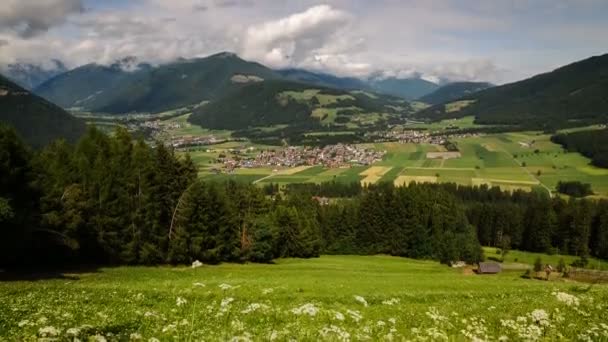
[2, 60, 68, 90]
[418, 81, 494, 105]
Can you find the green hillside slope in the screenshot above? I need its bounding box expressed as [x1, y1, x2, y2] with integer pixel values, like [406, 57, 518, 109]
[0, 74, 86, 147]
[189, 80, 412, 130]
[417, 54, 608, 128]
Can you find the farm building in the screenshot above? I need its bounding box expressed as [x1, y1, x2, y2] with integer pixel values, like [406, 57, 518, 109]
[477, 262, 501, 274]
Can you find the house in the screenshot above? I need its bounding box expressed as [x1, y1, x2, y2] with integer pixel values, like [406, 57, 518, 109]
[477, 262, 501, 274]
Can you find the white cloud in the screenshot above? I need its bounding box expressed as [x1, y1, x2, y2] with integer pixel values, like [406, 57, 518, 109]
[0, 1, 606, 84]
[0, 0, 83, 38]
[241, 5, 351, 69]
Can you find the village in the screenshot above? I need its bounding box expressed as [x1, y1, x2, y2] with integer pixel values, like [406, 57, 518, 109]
[368, 128, 481, 144]
[218, 144, 386, 171]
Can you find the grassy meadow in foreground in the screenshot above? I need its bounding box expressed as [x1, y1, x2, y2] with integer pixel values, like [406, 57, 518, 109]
[1, 255, 607, 341]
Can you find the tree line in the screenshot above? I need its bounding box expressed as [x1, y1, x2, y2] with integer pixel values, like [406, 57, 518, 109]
[1, 124, 607, 269]
[551, 129, 608, 168]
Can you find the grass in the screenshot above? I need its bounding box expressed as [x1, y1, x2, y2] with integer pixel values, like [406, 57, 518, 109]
[1, 255, 607, 341]
[483, 247, 608, 271]
[165, 113, 233, 138]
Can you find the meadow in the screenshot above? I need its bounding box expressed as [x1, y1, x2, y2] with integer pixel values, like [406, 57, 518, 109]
[1, 255, 607, 341]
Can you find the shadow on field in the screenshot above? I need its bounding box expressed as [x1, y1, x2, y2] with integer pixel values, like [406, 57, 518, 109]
[0, 265, 101, 282]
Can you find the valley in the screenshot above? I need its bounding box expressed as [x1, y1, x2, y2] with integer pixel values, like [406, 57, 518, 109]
[2, 4, 608, 341]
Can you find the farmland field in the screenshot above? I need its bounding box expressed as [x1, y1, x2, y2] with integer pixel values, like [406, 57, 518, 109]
[1, 255, 607, 341]
[184, 126, 608, 196]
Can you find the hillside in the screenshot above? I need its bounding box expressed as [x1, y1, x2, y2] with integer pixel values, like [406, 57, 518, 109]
[34, 63, 130, 110]
[189, 80, 411, 130]
[35, 53, 282, 114]
[277, 68, 370, 91]
[417, 54, 608, 128]
[418, 81, 493, 105]
[369, 77, 439, 99]
[0, 74, 86, 147]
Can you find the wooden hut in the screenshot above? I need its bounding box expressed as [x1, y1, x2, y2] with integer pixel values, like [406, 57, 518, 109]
[477, 262, 502, 274]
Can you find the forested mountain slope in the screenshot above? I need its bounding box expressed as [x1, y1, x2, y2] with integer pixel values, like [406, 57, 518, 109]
[417, 54, 608, 128]
[0, 74, 85, 147]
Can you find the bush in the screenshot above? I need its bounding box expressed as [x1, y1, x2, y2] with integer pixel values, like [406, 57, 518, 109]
[556, 181, 593, 198]
[571, 255, 589, 268]
[534, 257, 543, 273]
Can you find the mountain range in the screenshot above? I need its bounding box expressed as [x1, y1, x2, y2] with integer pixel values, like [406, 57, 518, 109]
[1, 51, 607, 147]
[0, 74, 85, 147]
[1, 60, 67, 90]
[27, 54, 449, 114]
[417, 53, 608, 128]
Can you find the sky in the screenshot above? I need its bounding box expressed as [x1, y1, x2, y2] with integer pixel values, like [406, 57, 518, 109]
[0, 0, 607, 84]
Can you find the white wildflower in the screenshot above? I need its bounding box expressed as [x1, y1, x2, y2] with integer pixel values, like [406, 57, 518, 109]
[66, 327, 81, 336]
[231, 319, 245, 331]
[18, 320, 29, 327]
[388, 318, 396, 325]
[148, 338, 160, 342]
[229, 332, 253, 342]
[262, 288, 274, 295]
[144, 311, 157, 318]
[334, 311, 345, 321]
[530, 309, 550, 327]
[219, 283, 233, 290]
[221, 297, 235, 308]
[553, 292, 580, 306]
[176, 297, 187, 307]
[425, 307, 447, 323]
[377, 320, 386, 327]
[354, 295, 368, 307]
[291, 303, 319, 316]
[193, 282, 206, 287]
[241, 303, 269, 314]
[92, 334, 107, 342]
[192, 260, 203, 268]
[382, 298, 400, 306]
[39, 326, 60, 337]
[346, 309, 363, 322]
[318, 325, 350, 342]
[162, 324, 177, 333]
[130, 333, 142, 340]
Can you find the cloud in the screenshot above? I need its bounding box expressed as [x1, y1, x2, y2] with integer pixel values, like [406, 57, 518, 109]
[1, 0, 606, 84]
[241, 5, 351, 69]
[0, 0, 83, 38]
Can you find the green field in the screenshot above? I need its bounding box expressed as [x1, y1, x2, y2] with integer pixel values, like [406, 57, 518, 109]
[2, 255, 607, 341]
[184, 126, 608, 196]
[165, 113, 233, 138]
[483, 247, 608, 271]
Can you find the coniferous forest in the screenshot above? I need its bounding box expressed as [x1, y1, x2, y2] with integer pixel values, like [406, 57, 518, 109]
[1, 124, 607, 269]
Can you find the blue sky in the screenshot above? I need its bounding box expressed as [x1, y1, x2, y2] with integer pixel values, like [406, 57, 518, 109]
[1, 0, 607, 83]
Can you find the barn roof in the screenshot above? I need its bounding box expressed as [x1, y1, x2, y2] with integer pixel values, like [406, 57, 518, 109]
[478, 262, 502, 274]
